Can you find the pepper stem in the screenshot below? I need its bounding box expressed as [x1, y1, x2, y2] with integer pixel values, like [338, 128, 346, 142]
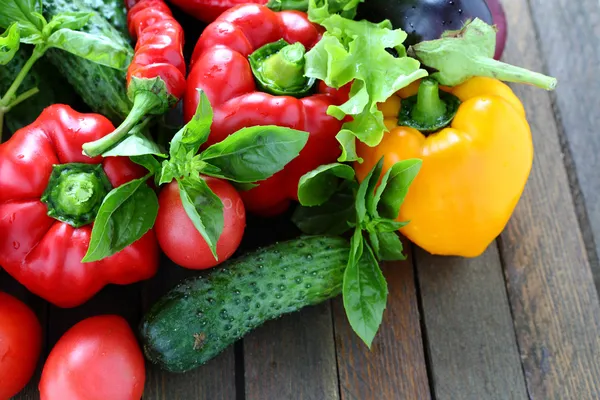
[41, 163, 113, 228]
[398, 78, 461, 133]
[248, 39, 315, 97]
[411, 79, 447, 126]
[261, 42, 307, 90]
[82, 91, 161, 157]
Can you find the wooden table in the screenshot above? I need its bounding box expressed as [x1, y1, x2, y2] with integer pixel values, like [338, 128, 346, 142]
[4, 0, 600, 398]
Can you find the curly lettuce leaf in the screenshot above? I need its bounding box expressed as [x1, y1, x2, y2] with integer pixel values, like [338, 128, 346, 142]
[305, 16, 428, 162]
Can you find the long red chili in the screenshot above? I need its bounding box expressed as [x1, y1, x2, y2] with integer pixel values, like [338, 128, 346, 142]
[82, 0, 186, 157]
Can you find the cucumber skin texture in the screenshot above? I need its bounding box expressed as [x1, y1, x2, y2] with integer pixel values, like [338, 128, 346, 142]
[140, 236, 350, 373]
[43, 0, 133, 123]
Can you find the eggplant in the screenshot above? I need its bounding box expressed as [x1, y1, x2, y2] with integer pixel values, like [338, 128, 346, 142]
[356, 0, 506, 59]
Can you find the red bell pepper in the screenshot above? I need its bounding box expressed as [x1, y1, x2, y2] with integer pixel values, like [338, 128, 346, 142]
[82, 0, 186, 157]
[185, 4, 348, 216]
[0, 104, 158, 308]
[169, 0, 264, 23]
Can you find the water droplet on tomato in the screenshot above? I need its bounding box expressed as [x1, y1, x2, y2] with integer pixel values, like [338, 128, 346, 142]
[16, 154, 24, 159]
[12, 241, 20, 250]
[8, 213, 16, 223]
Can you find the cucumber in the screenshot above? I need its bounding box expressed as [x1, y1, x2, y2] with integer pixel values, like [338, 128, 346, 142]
[140, 236, 349, 373]
[79, 0, 130, 39]
[42, 0, 133, 123]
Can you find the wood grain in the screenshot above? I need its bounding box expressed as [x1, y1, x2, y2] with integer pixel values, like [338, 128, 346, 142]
[333, 254, 431, 400]
[1, 270, 47, 400]
[243, 302, 340, 400]
[416, 246, 528, 400]
[525, 0, 600, 292]
[499, 0, 600, 398]
[142, 255, 237, 400]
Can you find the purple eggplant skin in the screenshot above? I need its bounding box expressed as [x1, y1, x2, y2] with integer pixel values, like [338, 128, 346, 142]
[356, 0, 493, 46]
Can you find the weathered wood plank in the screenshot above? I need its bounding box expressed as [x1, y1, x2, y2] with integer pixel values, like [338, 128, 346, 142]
[1, 270, 47, 400]
[244, 302, 340, 400]
[526, 0, 600, 292]
[141, 255, 237, 400]
[499, 0, 600, 398]
[333, 257, 431, 400]
[416, 246, 528, 400]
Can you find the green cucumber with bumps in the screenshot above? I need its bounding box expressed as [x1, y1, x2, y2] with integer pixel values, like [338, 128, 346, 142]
[42, 0, 133, 123]
[140, 235, 350, 373]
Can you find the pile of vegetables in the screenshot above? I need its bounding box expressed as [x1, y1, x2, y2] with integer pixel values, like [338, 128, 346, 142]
[0, 0, 556, 397]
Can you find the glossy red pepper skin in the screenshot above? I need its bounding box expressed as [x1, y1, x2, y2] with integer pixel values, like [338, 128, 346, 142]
[126, 0, 187, 99]
[169, 0, 268, 24]
[0, 105, 159, 308]
[185, 4, 348, 216]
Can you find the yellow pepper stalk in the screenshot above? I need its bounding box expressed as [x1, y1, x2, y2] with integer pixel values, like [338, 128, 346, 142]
[355, 77, 533, 257]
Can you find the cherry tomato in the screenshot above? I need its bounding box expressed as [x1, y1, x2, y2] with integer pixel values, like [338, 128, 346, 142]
[155, 177, 246, 269]
[39, 315, 145, 400]
[0, 292, 42, 400]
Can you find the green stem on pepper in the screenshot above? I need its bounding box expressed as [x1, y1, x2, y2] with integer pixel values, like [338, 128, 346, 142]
[40, 163, 113, 228]
[398, 78, 461, 133]
[249, 39, 316, 97]
[82, 91, 162, 157]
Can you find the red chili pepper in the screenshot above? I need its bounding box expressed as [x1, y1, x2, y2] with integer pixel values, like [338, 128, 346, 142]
[185, 4, 349, 216]
[0, 105, 159, 308]
[82, 0, 186, 157]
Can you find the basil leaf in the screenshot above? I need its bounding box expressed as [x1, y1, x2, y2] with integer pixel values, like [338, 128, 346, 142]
[46, 11, 92, 32]
[355, 157, 383, 222]
[170, 89, 212, 160]
[102, 131, 166, 158]
[158, 161, 177, 185]
[0, 24, 20, 65]
[0, 0, 43, 38]
[372, 218, 408, 232]
[292, 189, 355, 235]
[46, 29, 131, 69]
[297, 163, 355, 206]
[82, 176, 158, 263]
[343, 228, 388, 348]
[377, 159, 422, 219]
[199, 126, 309, 183]
[130, 155, 162, 175]
[178, 177, 224, 259]
[374, 231, 406, 261]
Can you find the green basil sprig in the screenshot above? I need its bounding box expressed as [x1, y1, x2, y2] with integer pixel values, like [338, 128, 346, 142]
[84, 90, 310, 263]
[293, 157, 422, 347]
[0, 0, 131, 138]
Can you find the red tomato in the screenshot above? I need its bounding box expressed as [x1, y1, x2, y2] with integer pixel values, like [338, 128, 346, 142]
[0, 292, 42, 399]
[155, 177, 246, 269]
[39, 315, 145, 400]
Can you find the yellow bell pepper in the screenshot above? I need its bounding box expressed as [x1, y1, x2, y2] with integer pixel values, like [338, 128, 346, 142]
[355, 77, 533, 258]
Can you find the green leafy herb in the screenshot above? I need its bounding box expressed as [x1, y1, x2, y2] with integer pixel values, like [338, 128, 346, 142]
[0, 24, 20, 65]
[0, 0, 44, 40]
[293, 156, 422, 346]
[131, 154, 162, 176]
[82, 175, 158, 263]
[292, 185, 355, 235]
[297, 163, 355, 206]
[343, 227, 388, 348]
[178, 177, 224, 260]
[266, 0, 363, 21]
[45, 28, 131, 69]
[199, 126, 309, 183]
[169, 89, 212, 159]
[304, 16, 428, 161]
[102, 122, 167, 158]
[410, 18, 557, 90]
